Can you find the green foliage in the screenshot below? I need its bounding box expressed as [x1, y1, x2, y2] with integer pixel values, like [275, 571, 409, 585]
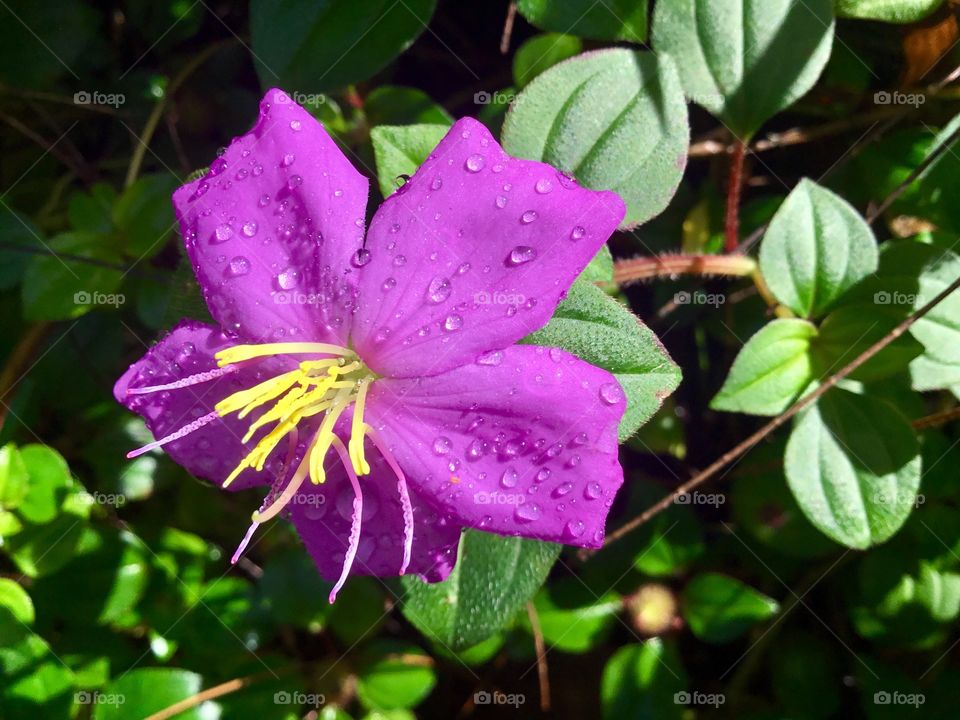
[653, 0, 835, 137]
[835, 0, 945, 22]
[600, 640, 687, 720]
[517, 0, 648, 43]
[681, 573, 779, 643]
[502, 48, 689, 228]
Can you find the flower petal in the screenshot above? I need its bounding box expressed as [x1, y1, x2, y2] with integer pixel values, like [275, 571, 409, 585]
[366, 345, 625, 548]
[288, 452, 462, 583]
[173, 88, 368, 345]
[114, 320, 295, 490]
[351, 117, 625, 377]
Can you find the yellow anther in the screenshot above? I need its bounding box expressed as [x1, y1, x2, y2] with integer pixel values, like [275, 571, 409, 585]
[215, 369, 301, 418]
[215, 342, 354, 367]
[309, 388, 354, 485]
[348, 380, 371, 476]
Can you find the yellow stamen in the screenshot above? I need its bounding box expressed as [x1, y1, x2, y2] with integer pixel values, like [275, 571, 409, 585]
[215, 342, 354, 367]
[349, 380, 371, 476]
[215, 369, 301, 418]
[309, 388, 354, 484]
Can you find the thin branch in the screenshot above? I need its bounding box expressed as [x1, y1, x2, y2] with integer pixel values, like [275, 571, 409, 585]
[913, 405, 960, 430]
[144, 670, 282, 720]
[725, 140, 748, 252]
[599, 272, 960, 550]
[613, 253, 757, 286]
[526, 601, 551, 713]
[500, 2, 518, 55]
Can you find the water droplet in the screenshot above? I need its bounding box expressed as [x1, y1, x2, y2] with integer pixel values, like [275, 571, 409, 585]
[495, 194, 508, 209]
[214, 223, 233, 243]
[564, 519, 586, 539]
[476, 350, 503, 366]
[536, 468, 552, 483]
[431, 176, 443, 190]
[584, 482, 602, 500]
[465, 154, 485, 172]
[456, 262, 471, 275]
[553, 482, 573, 498]
[433, 437, 452, 455]
[242, 221, 258, 237]
[570, 432, 588, 446]
[427, 277, 452, 304]
[467, 439, 486, 459]
[227, 256, 250, 277]
[277, 268, 299, 290]
[382, 277, 396, 291]
[599, 382, 624, 405]
[479, 515, 493, 528]
[393, 255, 407, 267]
[289, 119, 301, 131]
[566, 454, 581, 468]
[443, 314, 463, 332]
[515, 503, 541, 522]
[281, 153, 295, 167]
[287, 174, 302, 189]
[258, 194, 271, 207]
[352, 248, 372, 267]
[501, 467, 518, 488]
[508, 245, 537, 266]
[535, 178, 553, 194]
[571, 226, 586, 241]
[251, 164, 264, 177]
[521, 210, 538, 225]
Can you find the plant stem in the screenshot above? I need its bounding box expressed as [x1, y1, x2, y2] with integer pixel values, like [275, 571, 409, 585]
[724, 139, 747, 252]
[612, 253, 757, 286]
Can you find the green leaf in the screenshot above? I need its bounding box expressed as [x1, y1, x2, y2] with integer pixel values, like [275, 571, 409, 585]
[653, 0, 835, 137]
[0, 609, 76, 720]
[502, 48, 689, 229]
[355, 640, 436, 711]
[0, 579, 34, 624]
[785, 389, 921, 549]
[21, 233, 124, 321]
[711, 319, 817, 416]
[0, 443, 28, 510]
[250, 0, 437, 92]
[525, 279, 681, 441]
[512, 33, 582, 88]
[681, 573, 779, 643]
[112, 174, 177, 258]
[16, 444, 74, 525]
[68, 184, 116, 235]
[836, 0, 944, 23]
[907, 247, 960, 390]
[370, 124, 451, 199]
[91, 668, 206, 720]
[400, 530, 559, 650]
[364, 86, 452, 126]
[517, 0, 648, 42]
[771, 632, 842, 719]
[760, 180, 878, 318]
[519, 578, 621, 653]
[0, 205, 43, 290]
[600, 640, 687, 720]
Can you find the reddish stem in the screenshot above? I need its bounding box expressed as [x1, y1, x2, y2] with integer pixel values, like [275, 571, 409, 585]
[612, 253, 757, 286]
[724, 140, 748, 252]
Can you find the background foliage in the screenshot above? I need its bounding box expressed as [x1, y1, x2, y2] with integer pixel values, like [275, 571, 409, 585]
[1, 0, 960, 718]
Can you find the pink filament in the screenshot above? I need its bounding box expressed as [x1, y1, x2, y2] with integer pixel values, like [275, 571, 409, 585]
[230, 521, 260, 565]
[126, 410, 220, 458]
[125, 365, 239, 395]
[365, 425, 413, 575]
[329, 436, 362, 604]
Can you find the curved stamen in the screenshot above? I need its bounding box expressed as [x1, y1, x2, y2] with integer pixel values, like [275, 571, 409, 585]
[126, 365, 239, 396]
[349, 380, 371, 476]
[230, 520, 260, 565]
[329, 436, 363, 604]
[365, 425, 413, 575]
[250, 432, 318, 522]
[216, 342, 354, 367]
[126, 410, 220, 458]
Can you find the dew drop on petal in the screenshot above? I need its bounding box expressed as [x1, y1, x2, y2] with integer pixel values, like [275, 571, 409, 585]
[426, 276, 452, 304]
[552, 482, 573, 498]
[287, 174, 303, 189]
[393, 254, 407, 267]
[281, 153, 295, 167]
[227, 256, 250, 277]
[433, 437, 452, 455]
[584, 482, 602, 500]
[382, 277, 396, 291]
[277, 267, 299, 290]
[476, 350, 503, 366]
[431, 176, 443, 190]
[520, 210, 538, 224]
[242, 221, 258, 237]
[515, 503, 541, 522]
[507, 245, 537, 266]
[536, 468, 551, 483]
[214, 223, 233, 243]
[289, 119, 301, 131]
[500, 466, 518, 488]
[535, 178, 553, 194]
[599, 382, 624, 405]
[465, 154, 485, 172]
[443, 314, 463, 332]
[564, 519, 586, 539]
[456, 262, 471, 275]
[571, 225, 586, 241]
[258, 194, 271, 208]
[495, 194, 508, 209]
[352, 248, 372, 268]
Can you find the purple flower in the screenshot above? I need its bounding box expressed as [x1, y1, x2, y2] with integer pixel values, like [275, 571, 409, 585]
[115, 89, 629, 602]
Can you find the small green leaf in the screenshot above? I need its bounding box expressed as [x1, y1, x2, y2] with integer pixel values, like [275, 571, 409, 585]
[512, 33, 582, 88]
[760, 180, 878, 318]
[0, 443, 28, 510]
[525, 279, 681, 441]
[517, 0, 648, 42]
[364, 86, 452, 126]
[68, 184, 116, 235]
[711, 319, 817, 416]
[355, 640, 436, 711]
[113, 174, 177, 258]
[653, 0, 835, 137]
[600, 640, 687, 720]
[907, 247, 960, 390]
[250, 0, 437, 92]
[16, 444, 74, 525]
[91, 668, 205, 720]
[0, 579, 34, 625]
[503, 48, 689, 229]
[400, 530, 559, 650]
[519, 578, 621, 654]
[785, 389, 921, 549]
[836, 0, 944, 23]
[681, 572, 779, 643]
[0, 206, 43, 290]
[370, 124, 451, 199]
